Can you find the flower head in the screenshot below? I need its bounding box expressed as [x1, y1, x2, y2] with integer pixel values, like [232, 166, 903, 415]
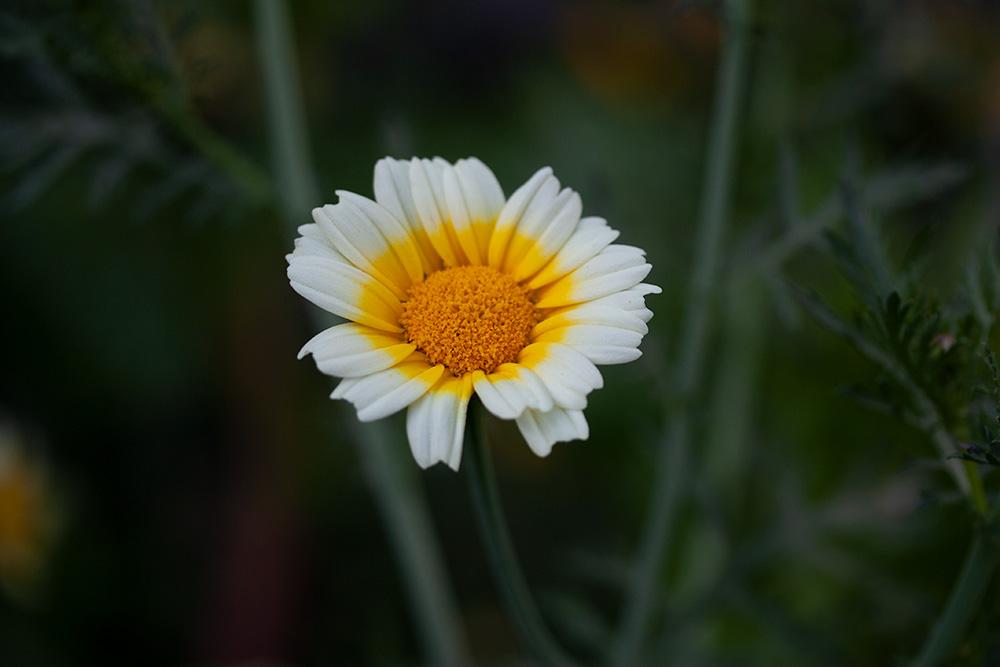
[288, 157, 658, 470]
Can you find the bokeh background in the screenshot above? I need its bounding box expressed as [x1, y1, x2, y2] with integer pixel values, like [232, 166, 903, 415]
[2, 0, 1000, 665]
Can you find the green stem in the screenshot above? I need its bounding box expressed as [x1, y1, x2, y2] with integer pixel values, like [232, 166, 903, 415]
[611, 0, 753, 663]
[251, 2, 470, 664]
[793, 288, 975, 503]
[966, 461, 988, 515]
[676, 0, 752, 392]
[464, 405, 576, 666]
[355, 420, 472, 667]
[611, 419, 689, 666]
[924, 416, 972, 502]
[753, 164, 966, 275]
[252, 0, 320, 221]
[155, 98, 274, 207]
[702, 276, 768, 504]
[912, 505, 1000, 666]
[98, 10, 274, 207]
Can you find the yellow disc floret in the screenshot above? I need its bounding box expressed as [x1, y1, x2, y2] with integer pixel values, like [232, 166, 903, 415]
[400, 265, 539, 377]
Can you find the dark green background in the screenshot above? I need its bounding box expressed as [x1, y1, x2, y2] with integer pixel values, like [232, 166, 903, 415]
[1, 0, 998, 664]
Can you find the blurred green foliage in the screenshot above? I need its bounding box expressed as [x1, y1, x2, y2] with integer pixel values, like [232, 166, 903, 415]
[2, 0, 1000, 665]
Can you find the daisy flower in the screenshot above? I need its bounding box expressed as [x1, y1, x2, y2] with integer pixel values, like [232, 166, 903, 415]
[288, 157, 658, 470]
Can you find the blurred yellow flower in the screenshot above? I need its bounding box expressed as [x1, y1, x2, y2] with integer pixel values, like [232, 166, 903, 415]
[0, 423, 58, 604]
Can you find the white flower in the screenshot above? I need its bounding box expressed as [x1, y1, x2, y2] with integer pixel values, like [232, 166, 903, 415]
[288, 157, 658, 470]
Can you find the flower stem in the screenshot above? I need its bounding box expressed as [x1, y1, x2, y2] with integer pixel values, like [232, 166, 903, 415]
[155, 97, 275, 208]
[965, 460, 988, 516]
[251, 2, 470, 664]
[912, 504, 1000, 667]
[355, 420, 472, 667]
[611, 0, 754, 664]
[98, 8, 274, 207]
[464, 405, 577, 666]
[252, 0, 320, 222]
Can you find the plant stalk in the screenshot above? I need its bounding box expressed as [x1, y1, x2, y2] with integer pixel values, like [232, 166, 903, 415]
[252, 2, 470, 663]
[355, 420, 472, 667]
[610, 0, 754, 663]
[465, 405, 576, 666]
[252, 0, 320, 218]
[912, 505, 1000, 666]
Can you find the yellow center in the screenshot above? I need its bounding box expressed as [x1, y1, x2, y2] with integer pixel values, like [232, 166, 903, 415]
[400, 265, 539, 377]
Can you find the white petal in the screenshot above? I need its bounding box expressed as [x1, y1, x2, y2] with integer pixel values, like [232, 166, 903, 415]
[523, 342, 604, 389]
[532, 303, 649, 337]
[506, 175, 562, 250]
[570, 339, 644, 365]
[287, 253, 403, 333]
[525, 217, 620, 289]
[299, 322, 415, 378]
[488, 167, 553, 269]
[406, 374, 474, 470]
[498, 364, 555, 413]
[517, 343, 603, 410]
[373, 158, 419, 228]
[442, 158, 506, 266]
[333, 362, 444, 422]
[290, 224, 346, 262]
[335, 190, 425, 287]
[515, 407, 589, 457]
[581, 346, 642, 364]
[456, 157, 505, 250]
[296, 222, 329, 244]
[411, 157, 466, 267]
[534, 245, 652, 309]
[579, 283, 661, 323]
[471, 369, 528, 420]
[312, 202, 412, 300]
[443, 167, 484, 265]
[504, 187, 583, 280]
[533, 324, 644, 365]
[373, 157, 440, 273]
